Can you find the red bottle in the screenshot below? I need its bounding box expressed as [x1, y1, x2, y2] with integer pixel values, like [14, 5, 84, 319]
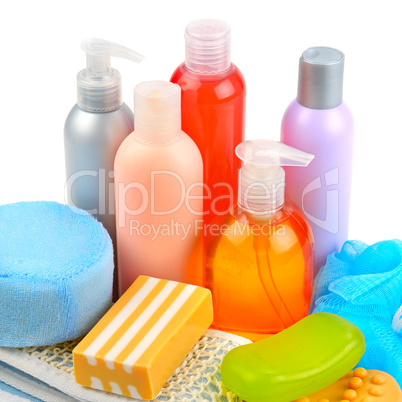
[171, 19, 246, 225]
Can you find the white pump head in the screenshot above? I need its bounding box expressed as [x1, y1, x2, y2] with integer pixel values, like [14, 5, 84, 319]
[77, 38, 144, 112]
[236, 139, 314, 215]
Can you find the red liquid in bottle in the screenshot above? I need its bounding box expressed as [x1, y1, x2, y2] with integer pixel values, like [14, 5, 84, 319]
[171, 63, 246, 224]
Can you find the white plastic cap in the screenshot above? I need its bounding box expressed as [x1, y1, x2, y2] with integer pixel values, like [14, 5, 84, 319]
[134, 81, 182, 144]
[236, 140, 314, 215]
[77, 38, 144, 112]
[185, 19, 231, 74]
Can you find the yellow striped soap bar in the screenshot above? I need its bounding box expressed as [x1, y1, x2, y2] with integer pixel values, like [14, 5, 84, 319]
[73, 276, 213, 400]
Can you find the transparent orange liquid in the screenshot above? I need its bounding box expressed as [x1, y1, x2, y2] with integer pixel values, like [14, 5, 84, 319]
[205, 201, 314, 341]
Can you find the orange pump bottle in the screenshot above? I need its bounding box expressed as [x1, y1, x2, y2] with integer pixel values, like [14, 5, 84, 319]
[205, 140, 315, 341]
[171, 19, 246, 224]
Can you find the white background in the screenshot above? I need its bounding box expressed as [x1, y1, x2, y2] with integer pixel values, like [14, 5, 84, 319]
[0, 0, 401, 245]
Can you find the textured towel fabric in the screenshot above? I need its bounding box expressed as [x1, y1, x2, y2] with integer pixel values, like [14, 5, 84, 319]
[310, 240, 402, 386]
[0, 201, 114, 347]
[0, 382, 36, 401]
[0, 330, 250, 401]
[0, 361, 73, 402]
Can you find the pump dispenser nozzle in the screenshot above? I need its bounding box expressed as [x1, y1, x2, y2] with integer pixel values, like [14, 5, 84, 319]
[236, 140, 314, 215]
[77, 38, 144, 112]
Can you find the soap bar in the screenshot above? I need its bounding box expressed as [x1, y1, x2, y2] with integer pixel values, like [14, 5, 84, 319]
[221, 313, 366, 402]
[73, 276, 213, 400]
[294, 368, 402, 401]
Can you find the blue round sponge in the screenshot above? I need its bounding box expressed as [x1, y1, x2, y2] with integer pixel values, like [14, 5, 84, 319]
[0, 201, 114, 347]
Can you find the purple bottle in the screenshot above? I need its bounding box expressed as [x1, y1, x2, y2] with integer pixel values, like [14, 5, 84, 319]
[281, 47, 354, 275]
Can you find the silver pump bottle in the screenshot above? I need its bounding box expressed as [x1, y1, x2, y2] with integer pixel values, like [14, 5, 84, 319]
[64, 38, 144, 267]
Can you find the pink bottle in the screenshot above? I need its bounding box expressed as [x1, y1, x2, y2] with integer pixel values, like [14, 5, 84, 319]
[114, 81, 203, 295]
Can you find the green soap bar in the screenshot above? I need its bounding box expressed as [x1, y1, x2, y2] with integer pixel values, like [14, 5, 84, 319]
[221, 313, 365, 402]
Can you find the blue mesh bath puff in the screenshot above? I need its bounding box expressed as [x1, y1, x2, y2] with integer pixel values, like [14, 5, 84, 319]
[311, 240, 402, 386]
[0, 201, 114, 347]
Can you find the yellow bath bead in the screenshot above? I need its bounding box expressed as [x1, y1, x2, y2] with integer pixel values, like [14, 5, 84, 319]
[368, 385, 384, 397]
[342, 389, 358, 400]
[348, 376, 364, 390]
[353, 367, 368, 379]
[371, 374, 386, 385]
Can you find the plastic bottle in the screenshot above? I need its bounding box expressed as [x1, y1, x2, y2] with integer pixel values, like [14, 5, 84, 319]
[114, 81, 203, 295]
[64, 38, 144, 256]
[170, 19, 246, 224]
[281, 47, 354, 275]
[205, 139, 314, 341]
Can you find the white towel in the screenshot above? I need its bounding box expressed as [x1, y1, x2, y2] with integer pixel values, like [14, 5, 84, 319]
[0, 330, 251, 401]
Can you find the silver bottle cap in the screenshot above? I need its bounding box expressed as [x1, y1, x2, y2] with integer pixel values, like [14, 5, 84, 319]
[297, 47, 344, 109]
